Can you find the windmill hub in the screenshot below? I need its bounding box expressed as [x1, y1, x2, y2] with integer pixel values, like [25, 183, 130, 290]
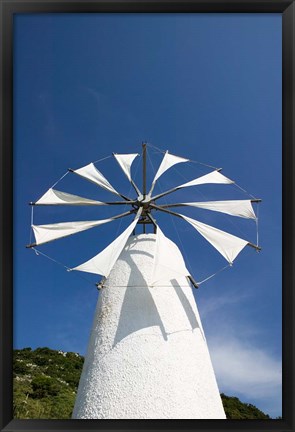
[136, 197, 152, 209]
[136, 194, 151, 204]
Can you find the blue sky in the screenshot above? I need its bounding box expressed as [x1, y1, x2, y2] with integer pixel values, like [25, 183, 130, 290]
[13, 13, 282, 418]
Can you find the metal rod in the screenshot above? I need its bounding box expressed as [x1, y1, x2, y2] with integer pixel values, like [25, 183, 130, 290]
[151, 168, 225, 202]
[130, 179, 141, 196]
[30, 200, 138, 206]
[158, 203, 189, 208]
[25, 209, 136, 249]
[158, 198, 262, 209]
[186, 275, 199, 289]
[118, 193, 133, 201]
[151, 204, 261, 252]
[109, 209, 137, 221]
[247, 242, 262, 251]
[100, 201, 137, 205]
[151, 186, 180, 202]
[142, 143, 147, 199]
[68, 168, 133, 202]
[26, 242, 37, 249]
[150, 203, 184, 220]
[142, 143, 147, 234]
[146, 213, 157, 231]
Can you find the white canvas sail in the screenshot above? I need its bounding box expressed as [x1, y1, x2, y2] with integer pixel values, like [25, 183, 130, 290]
[35, 188, 105, 206]
[178, 200, 256, 219]
[151, 170, 235, 201]
[32, 218, 114, 246]
[151, 226, 190, 286]
[113, 153, 139, 182]
[178, 170, 234, 189]
[181, 214, 248, 264]
[73, 163, 120, 196]
[149, 151, 189, 194]
[72, 208, 142, 277]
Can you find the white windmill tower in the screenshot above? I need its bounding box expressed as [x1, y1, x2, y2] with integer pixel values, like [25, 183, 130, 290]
[27, 143, 261, 419]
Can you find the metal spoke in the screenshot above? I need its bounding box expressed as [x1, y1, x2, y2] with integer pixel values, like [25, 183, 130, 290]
[30, 200, 138, 206]
[151, 186, 180, 202]
[158, 199, 262, 208]
[68, 168, 133, 202]
[26, 209, 137, 249]
[130, 179, 141, 196]
[150, 204, 261, 252]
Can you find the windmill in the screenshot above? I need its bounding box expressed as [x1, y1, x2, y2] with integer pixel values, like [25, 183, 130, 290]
[27, 143, 261, 419]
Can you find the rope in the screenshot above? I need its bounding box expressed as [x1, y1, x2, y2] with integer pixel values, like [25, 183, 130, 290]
[31, 247, 72, 270]
[233, 182, 257, 200]
[92, 155, 112, 164]
[50, 171, 69, 189]
[197, 264, 232, 286]
[146, 149, 157, 182]
[30, 246, 228, 289]
[100, 284, 193, 288]
[188, 159, 218, 170]
[146, 142, 218, 170]
[31, 247, 96, 286]
[99, 265, 232, 288]
[146, 142, 166, 155]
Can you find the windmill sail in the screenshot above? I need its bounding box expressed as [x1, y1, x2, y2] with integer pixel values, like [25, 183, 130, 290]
[32, 218, 115, 246]
[113, 153, 139, 182]
[170, 200, 256, 219]
[72, 208, 142, 277]
[178, 170, 234, 188]
[151, 226, 190, 286]
[28, 145, 260, 282]
[152, 170, 234, 201]
[149, 151, 189, 195]
[181, 214, 249, 264]
[35, 188, 106, 206]
[72, 163, 120, 196]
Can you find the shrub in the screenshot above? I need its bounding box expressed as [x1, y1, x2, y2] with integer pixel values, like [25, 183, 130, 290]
[31, 376, 61, 398]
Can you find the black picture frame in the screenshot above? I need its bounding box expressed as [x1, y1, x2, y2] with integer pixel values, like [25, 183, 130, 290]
[1, 1, 294, 431]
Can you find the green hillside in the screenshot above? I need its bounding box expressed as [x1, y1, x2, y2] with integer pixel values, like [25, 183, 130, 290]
[13, 347, 271, 419]
[13, 347, 83, 419]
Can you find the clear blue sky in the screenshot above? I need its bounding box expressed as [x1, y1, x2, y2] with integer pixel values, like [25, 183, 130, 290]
[13, 13, 282, 418]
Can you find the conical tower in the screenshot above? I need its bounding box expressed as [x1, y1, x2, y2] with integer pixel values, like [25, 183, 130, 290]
[27, 143, 260, 419]
[72, 233, 226, 419]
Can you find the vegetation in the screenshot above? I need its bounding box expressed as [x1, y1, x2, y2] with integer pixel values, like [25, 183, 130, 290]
[220, 393, 270, 419]
[14, 347, 272, 419]
[13, 347, 83, 419]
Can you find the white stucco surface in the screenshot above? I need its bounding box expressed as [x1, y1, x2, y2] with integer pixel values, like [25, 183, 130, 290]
[72, 234, 226, 419]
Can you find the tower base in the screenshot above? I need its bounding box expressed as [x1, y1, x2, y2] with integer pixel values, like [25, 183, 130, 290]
[72, 234, 226, 419]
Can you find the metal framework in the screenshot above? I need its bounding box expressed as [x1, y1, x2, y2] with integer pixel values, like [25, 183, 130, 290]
[27, 143, 261, 253]
[26, 143, 261, 291]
